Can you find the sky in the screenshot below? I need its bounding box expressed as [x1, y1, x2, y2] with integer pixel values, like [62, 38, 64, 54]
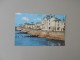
[16, 13, 65, 26]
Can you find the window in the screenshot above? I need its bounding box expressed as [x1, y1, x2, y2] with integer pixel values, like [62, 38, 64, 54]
[63, 27, 65, 31]
[49, 23, 50, 25]
[49, 27, 51, 29]
[57, 27, 60, 30]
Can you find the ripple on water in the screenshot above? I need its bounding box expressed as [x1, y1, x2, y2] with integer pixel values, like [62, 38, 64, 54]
[15, 31, 65, 46]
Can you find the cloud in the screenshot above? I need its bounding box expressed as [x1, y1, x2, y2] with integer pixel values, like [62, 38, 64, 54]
[22, 17, 29, 21]
[33, 18, 41, 21]
[16, 13, 22, 15]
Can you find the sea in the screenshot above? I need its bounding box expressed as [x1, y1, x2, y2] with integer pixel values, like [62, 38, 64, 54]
[15, 31, 65, 46]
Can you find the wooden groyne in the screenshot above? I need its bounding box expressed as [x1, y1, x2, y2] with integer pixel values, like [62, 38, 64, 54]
[18, 28, 64, 41]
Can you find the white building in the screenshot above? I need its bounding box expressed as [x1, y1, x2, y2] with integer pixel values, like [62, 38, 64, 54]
[41, 15, 65, 31]
[23, 23, 36, 29]
[23, 23, 42, 30]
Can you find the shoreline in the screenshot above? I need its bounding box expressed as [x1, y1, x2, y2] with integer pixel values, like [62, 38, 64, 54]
[16, 28, 65, 41]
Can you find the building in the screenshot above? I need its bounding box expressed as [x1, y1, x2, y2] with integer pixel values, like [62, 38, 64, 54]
[23, 23, 36, 29]
[35, 22, 42, 30]
[23, 23, 42, 30]
[20, 14, 65, 32]
[41, 14, 65, 32]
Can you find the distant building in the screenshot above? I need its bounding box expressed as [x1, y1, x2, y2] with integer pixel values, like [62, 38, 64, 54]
[41, 14, 65, 31]
[23, 22, 42, 30]
[35, 23, 42, 30]
[23, 23, 35, 29]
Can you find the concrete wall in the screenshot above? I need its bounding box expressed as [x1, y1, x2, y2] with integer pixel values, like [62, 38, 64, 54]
[0, 0, 80, 60]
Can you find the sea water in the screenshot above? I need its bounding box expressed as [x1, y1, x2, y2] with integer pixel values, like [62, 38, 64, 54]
[15, 31, 65, 46]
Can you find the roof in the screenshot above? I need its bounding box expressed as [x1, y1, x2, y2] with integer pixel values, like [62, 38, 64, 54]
[43, 14, 61, 21]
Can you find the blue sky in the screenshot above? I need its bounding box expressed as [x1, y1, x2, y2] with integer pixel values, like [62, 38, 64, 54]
[16, 13, 65, 26]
